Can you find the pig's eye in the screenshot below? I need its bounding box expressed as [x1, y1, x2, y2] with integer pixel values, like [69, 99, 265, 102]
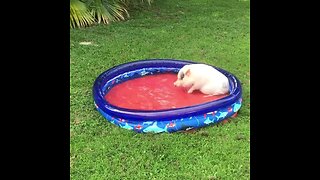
[180, 73, 184, 80]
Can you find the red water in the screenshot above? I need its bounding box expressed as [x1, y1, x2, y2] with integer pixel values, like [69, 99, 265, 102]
[104, 73, 228, 110]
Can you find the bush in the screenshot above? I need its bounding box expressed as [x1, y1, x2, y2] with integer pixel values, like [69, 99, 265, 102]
[70, 0, 153, 28]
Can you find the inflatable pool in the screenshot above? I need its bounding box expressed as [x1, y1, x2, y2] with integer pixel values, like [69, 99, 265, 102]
[93, 59, 242, 133]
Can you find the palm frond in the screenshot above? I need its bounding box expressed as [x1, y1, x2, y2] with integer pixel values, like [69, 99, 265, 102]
[70, 0, 154, 28]
[70, 0, 95, 28]
[89, 0, 129, 24]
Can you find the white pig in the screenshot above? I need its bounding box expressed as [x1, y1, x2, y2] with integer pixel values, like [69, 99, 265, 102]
[173, 64, 230, 95]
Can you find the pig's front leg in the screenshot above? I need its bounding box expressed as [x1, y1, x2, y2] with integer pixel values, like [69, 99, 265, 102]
[187, 85, 196, 94]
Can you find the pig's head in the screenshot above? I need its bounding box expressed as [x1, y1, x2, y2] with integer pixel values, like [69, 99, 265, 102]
[173, 65, 194, 88]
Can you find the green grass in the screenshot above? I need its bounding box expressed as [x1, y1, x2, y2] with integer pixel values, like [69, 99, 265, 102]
[70, 0, 250, 179]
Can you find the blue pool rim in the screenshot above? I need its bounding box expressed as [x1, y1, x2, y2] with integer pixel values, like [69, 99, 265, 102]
[93, 59, 242, 133]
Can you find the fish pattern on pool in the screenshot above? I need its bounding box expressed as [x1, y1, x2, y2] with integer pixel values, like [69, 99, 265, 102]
[95, 98, 242, 133]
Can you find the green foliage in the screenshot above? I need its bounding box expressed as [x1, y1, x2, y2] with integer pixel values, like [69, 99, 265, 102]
[70, 0, 152, 28]
[70, 0, 95, 28]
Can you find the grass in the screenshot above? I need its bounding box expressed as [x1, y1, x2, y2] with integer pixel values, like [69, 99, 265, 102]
[70, 0, 250, 179]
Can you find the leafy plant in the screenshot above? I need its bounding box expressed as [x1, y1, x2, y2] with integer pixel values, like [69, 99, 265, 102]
[70, 0, 95, 28]
[89, 0, 129, 24]
[70, 0, 153, 28]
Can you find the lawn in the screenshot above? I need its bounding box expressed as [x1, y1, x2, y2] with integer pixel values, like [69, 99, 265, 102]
[70, 0, 250, 179]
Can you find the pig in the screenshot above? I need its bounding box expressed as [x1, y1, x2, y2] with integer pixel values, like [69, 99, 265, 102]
[173, 64, 230, 95]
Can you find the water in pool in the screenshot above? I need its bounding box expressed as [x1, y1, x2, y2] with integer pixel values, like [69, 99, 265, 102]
[105, 73, 228, 110]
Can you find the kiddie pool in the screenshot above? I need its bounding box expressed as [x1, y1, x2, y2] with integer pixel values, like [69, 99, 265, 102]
[93, 59, 242, 133]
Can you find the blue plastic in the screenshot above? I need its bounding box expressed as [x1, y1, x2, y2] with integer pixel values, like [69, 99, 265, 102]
[93, 59, 242, 133]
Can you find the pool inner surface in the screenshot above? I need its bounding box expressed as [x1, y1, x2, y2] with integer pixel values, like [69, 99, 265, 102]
[105, 73, 228, 110]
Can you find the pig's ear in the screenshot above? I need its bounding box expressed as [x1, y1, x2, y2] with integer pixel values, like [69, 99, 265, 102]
[186, 69, 191, 76]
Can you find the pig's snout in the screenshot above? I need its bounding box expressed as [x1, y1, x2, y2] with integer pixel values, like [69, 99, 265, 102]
[173, 81, 179, 87]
